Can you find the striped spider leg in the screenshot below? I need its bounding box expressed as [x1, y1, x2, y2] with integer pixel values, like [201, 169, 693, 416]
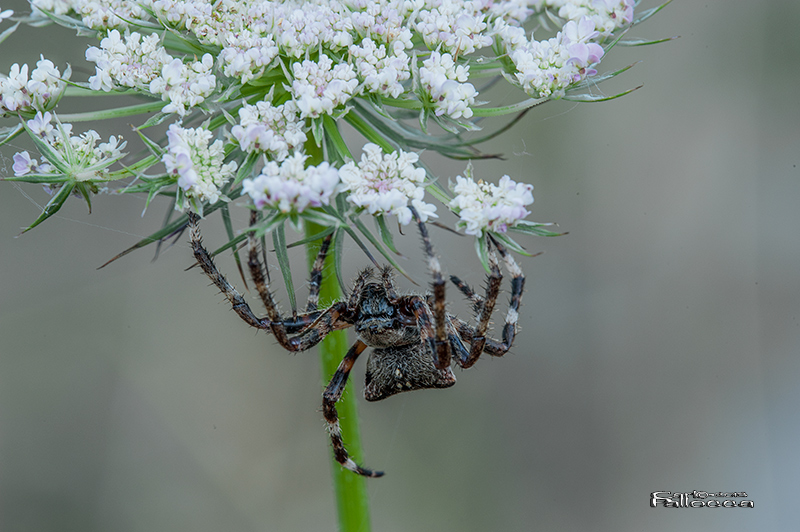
[447, 235, 530, 365]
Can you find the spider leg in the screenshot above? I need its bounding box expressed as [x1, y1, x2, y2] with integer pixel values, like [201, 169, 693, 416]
[489, 236, 526, 353]
[189, 212, 270, 330]
[322, 339, 384, 477]
[409, 207, 450, 370]
[245, 211, 338, 347]
[449, 236, 527, 360]
[306, 233, 333, 312]
[457, 241, 502, 368]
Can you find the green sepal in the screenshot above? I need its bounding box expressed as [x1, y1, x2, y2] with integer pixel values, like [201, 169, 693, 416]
[375, 215, 401, 256]
[21, 182, 75, 234]
[489, 231, 533, 257]
[562, 84, 642, 103]
[287, 225, 335, 249]
[0, 21, 20, 46]
[272, 222, 297, 313]
[475, 233, 491, 274]
[507, 220, 565, 237]
[322, 115, 352, 161]
[350, 214, 412, 281]
[617, 36, 679, 47]
[57, 100, 164, 123]
[0, 123, 23, 147]
[634, 0, 673, 26]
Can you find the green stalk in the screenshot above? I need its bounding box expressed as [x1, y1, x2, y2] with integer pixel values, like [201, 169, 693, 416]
[304, 137, 372, 532]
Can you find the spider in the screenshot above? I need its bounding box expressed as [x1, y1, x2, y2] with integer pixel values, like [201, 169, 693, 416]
[186, 208, 526, 477]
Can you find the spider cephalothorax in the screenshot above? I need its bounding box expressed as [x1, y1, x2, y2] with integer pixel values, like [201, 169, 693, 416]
[187, 208, 525, 477]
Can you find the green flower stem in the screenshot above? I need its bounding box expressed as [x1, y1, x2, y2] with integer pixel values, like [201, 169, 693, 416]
[305, 136, 372, 532]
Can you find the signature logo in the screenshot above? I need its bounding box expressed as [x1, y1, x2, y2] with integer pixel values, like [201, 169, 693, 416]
[650, 491, 754, 508]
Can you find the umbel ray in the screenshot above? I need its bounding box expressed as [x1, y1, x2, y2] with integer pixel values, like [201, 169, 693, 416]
[187, 207, 526, 477]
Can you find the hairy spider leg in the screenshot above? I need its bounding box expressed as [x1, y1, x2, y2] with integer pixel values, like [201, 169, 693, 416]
[322, 339, 384, 477]
[490, 236, 526, 353]
[306, 233, 333, 312]
[448, 236, 529, 361]
[457, 242, 502, 368]
[189, 213, 344, 349]
[189, 212, 270, 330]
[409, 206, 450, 370]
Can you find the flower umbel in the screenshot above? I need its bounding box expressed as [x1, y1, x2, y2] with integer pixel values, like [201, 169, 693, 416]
[450, 172, 534, 236]
[340, 143, 437, 225]
[163, 123, 237, 212]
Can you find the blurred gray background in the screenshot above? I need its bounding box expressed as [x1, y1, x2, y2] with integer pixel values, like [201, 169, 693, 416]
[1, 1, 797, 531]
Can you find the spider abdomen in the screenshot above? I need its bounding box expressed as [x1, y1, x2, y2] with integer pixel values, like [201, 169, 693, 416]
[364, 343, 456, 401]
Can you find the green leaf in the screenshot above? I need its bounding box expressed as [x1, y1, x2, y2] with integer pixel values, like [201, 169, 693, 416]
[332, 227, 347, 295]
[286, 225, 335, 249]
[345, 110, 395, 153]
[562, 84, 642, 103]
[220, 203, 248, 286]
[475, 234, 491, 274]
[375, 215, 401, 255]
[272, 222, 297, 312]
[0, 123, 23, 147]
[508, 221, 565, 237]
[57, 100, 164, 122]
[617, 36, 679, 47]
[322, 115, 352, 160]
[0, 21, 20, 46]
[350, 215, 412, 281]
[21, 182, 75, 233]
[489, 232, 533, 256]
[634, 0, 674, 26]
[25, 125, 69, 175]
[470, 96, 549, 117]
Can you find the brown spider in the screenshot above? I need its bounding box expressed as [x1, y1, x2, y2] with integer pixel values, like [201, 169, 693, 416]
[187, 208, 525, 477]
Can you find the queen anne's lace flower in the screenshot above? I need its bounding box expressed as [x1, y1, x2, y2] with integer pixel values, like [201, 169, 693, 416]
[163, 123, 237, 209]
[340, 143, 437, 225]
[449, 174, 534, 236]
[419, 51, 477, 120]
[291, 54, 359, 119]
[509, 16, 604, 98]
[242, 153, 341, 213]
[150, 55, 216, 116]
[86, 30, 172, 92]
[14, 112, 126, 182]
[350, 38, 410, 99]
[231, 99, 306, 161]
[0, 58, 69, 116]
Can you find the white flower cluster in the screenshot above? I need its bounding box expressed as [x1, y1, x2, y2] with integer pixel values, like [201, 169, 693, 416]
[32, 0, 147, 29]
[291, 54, 359, 119]
[163, 124, 237, 209]
[86, 30, 172, 92]
[149, 54, 216, 116]
[231, 99, 306, 161]
[242, 153, 340, 213]
[219, 32, 279, 84]
[449, 174, 534, 236]
[415, 0, 493, 56]
[505, 16, 605, 98]
[419, 52, 477, 120]
[349, 38, 410, 99]
[540, 0, 635, 35]
[339, 143, 437, 225]
[13, 112, 126, 182]
[0, 58, 68, 116]
[85, 30, 215, 116]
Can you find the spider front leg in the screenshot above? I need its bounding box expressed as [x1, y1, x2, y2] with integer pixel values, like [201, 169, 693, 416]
[188, 212, 270, 330]
[409, 206, 451, 370]
[322, 339, 384, 477]
[244, 212, 337, 349]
